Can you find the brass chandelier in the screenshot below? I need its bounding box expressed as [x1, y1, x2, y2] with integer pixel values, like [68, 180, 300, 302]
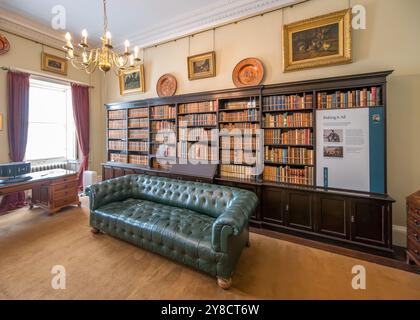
[63, 0, 141, 75]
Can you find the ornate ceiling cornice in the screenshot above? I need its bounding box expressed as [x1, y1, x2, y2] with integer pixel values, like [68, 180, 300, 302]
[0, 0, 305, 51]
[0, 8, 67, 51]
[124, 0, 304, 48]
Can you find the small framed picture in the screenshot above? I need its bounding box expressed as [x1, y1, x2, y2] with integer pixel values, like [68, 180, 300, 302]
[119, 65, 145, 95]
[41, 52, 68, 75]
[187, 51, 216, 80]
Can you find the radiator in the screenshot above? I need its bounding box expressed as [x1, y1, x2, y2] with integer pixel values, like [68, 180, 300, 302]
[31, 162, 68, 173]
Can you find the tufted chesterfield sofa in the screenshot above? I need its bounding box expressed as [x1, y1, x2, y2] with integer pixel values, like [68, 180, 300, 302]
[85, 174, 258, 289]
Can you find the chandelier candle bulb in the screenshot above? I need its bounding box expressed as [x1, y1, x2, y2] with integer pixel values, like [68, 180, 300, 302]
[105, 31, 112, 46]
[124, 40, 130, 54]
[81, 29, 88, 46]
[134, 46, 139, 59]
[64, 32, 73, 49]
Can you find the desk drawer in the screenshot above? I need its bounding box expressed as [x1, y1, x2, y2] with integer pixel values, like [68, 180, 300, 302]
[52, 181, 78, 192]
[54, 196, 78, 209]
[53, 188, 78, 201]
[51, 175, 78, 186]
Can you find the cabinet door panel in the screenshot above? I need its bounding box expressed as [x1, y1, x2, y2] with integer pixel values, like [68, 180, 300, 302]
[316, 196, 349, 239]
[262, 187, 284, 225]
[113, 168, 125, 178]
[287, 191, 313, 231]
[351, 200, 389, 247]
[103, 166, 114, 181]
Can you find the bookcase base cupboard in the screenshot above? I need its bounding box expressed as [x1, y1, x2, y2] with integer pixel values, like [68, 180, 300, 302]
[103, 71, 395, 256]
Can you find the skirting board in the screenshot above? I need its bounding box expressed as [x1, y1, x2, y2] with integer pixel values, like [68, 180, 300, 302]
[393, 225, 407, 248]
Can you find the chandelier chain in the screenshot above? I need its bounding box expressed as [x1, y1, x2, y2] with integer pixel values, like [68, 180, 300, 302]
[103, 0, 108, 33]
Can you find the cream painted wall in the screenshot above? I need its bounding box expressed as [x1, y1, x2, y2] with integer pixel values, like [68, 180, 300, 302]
[0, 31, 106, 173]
[103, 0, 420, 244]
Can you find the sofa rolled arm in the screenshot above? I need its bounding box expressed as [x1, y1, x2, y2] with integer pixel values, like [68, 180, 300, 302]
[85, 175, 134, 211]
[212, 192, 258, 252]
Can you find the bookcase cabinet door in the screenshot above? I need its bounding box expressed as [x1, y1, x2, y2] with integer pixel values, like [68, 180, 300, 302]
[285, 191, 314, 231]
[350, 199, 390, 248]
[261, 187, 285, 226]
[113, 168, 125, 178]
[103, 166, 115, 181]
[315, 195, 349, 239]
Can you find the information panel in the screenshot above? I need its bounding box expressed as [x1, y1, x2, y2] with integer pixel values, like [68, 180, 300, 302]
[316, 108, 372, 192]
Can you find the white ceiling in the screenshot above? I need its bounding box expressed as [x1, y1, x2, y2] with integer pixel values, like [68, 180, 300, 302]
[0, 0, 304, 48]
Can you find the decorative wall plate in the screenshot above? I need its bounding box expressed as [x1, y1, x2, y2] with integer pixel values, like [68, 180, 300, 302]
[156, 74, 177, 97]
[0, 34, 10, 55]
[232, 58, 264, 88]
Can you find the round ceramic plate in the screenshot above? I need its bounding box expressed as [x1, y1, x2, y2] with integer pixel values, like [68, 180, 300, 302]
[156, 74, 177, 97]
[0, 34, 10, 55]
[232, 58, 264, 88]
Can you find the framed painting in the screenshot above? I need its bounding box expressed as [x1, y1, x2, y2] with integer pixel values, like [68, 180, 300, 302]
[187, 51, 216, 80]
[119, 65, 145, 95]
[41, 52, 68, 75]
[283, 9, 352, 72]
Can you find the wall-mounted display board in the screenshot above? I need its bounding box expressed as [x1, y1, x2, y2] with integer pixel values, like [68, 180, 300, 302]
[103, 71, 395, 256]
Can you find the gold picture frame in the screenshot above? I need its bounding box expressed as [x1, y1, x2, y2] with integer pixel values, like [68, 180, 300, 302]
[41, 52, 68, 75]
[119, 65, 145, 95]
[283, 9, 352, 72]
[188, 51, 216, 80]
[0, 112, 3, 131]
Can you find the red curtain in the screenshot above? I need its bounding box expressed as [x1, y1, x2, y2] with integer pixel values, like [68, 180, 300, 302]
[71, 84, 90, 191]
[0, 71, 30, 214]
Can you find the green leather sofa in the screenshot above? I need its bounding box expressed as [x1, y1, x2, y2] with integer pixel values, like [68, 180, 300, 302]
[85, 174, 258, 289]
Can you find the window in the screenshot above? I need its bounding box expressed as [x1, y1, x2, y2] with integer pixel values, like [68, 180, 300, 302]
[25, 78, 77, 162]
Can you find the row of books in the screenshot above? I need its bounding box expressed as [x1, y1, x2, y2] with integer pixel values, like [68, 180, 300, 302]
[109, 110, 126, 120]
[263, 94, 313, 111]
[110, 153, 128, 163]
[109, 120, 126, 129]
[223, 99, 258, 110]
[221, 150, 257, 164]
[178, 101, 217, 114]
[129, 155, 149, 166]
[220, 123, 260, 130]
[151, 132, 176, 144]
[109, 130, 126, 139]
[317, 87, 382, 109]
[152, 145, 176, 158]
[263, 112, 313, 128]
[129, 130, 148, 139]
[264, 129, 313, 145]
[128, 108, 148, 118]
[179, 128, 216, 142]
[150, 105, 176, 119]
[220, 165, 256, 180]
[178, 143, 218, 161]
[128, 141, 148, 152]
[109, 141, 126, 150]
[151, 121, 176, 132]
[179, 114, 217, 127]
[264, 147, 314, 165]
[219, 109, 259, 122]
[220, 136, 261, 150]
[129, 118, 148, 128]
[263, 166, 314, 186]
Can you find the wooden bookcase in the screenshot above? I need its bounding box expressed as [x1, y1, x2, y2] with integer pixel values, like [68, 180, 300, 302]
[103, 71, 396, 256]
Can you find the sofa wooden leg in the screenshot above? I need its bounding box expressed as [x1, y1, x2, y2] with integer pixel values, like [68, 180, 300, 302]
[217, 277, 232, 290]
[91, 228, 101, 235]
[246, 241, 251, 248]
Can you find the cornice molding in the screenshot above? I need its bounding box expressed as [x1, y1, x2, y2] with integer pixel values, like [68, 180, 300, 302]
[124, 0, 303, 48]
[0, 8, 67, 50]
[0, 0, 304, 51]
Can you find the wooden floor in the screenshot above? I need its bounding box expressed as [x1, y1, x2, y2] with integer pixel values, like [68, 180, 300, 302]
[0, 198, 419, 300]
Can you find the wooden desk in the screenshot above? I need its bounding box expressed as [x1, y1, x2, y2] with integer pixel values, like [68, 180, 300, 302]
[0, 169, 81, 214]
